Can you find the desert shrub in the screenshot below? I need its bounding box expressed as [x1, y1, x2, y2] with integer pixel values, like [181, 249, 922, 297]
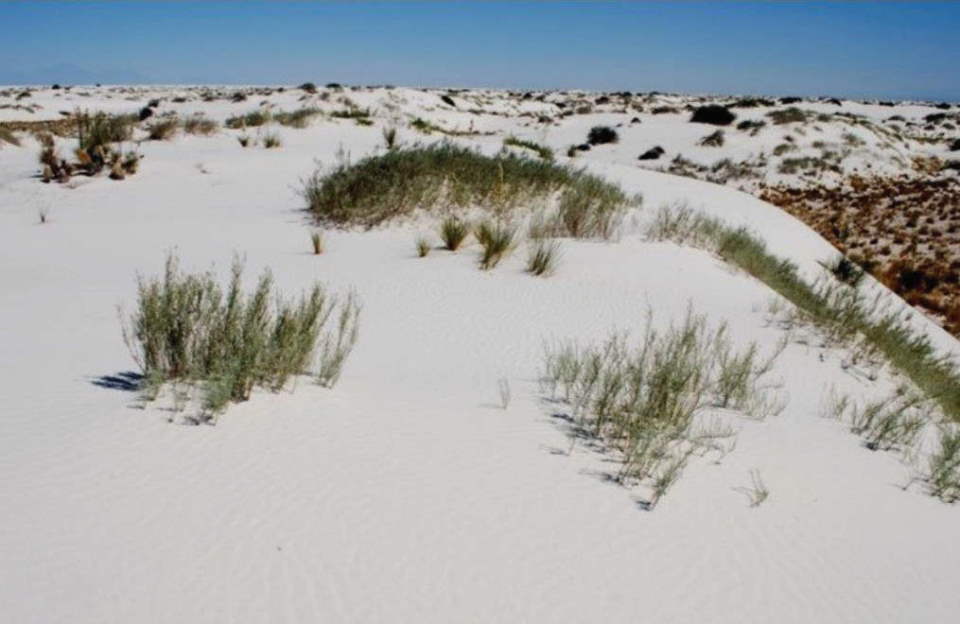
[928, 427, 960, 502]
[122, 254, 359, 419]
[773, 143, 796, 156]
[273, 107, 322, 128]
[238, 135, 251, 147]
[302, 142, 637, 237]
[476, 220, 516, 269]
[440, 94, 456, 107]
[647, 205, 960, 427]
[182, 115, 217, 135]
[526, 238, 560, 276]
[224, 109, 271, 129]
[779, 96, 802, 105]
[262, 131, 282, 148]
[298, 82, 317, 93]
[651, 106, 678, 115]
[146, 116, 179, 141]
[587, 125, 619, 145]
[503, 136, 554, 161]
[543, 308, 781, 507]
[767, 107, 811, 125]
[439, 216, 470, 251]
[736, 119, 766, 133]
[638, 146, 665, 160]
[690, 105, 736, 126]
[698, 129, 725, 147]
[731, 97, 775, 108]
[822, 255, 865, 287]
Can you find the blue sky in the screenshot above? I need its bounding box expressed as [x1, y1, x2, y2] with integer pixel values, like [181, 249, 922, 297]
[1, 1, 958, 100]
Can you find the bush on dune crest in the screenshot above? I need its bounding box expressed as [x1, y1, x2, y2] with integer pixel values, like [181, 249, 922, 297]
[302, 142, 639, 238]
[122, 253, 361, 422]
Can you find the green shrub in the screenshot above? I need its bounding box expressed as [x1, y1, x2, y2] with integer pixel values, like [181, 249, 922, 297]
[302, 143, 637, 238]
[587, 126, 618, 145]
[262, 131, 282, 148]
[76, 110, 135, 152]
[273, 107, 322, 128]
[416, 236, 431, 257]
[122, 254, 358, 419]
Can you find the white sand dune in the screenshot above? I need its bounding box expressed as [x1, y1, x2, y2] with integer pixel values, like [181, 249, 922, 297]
[1, 86, 958, 623]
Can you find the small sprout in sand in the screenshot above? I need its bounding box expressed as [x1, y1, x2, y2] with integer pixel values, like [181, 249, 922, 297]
[262, 132, 282, 149]
[526, 239, 561, 277]
[498, 378, 511, 410]
[38, 206, 49, 224]
[238, 134, 251, 148]
[734, 469, 769, 507]
[416, 236, 431, 258]
[439, 216, 469, 251]
[382, 126, 398, 150]
[311, 230, 325, 255]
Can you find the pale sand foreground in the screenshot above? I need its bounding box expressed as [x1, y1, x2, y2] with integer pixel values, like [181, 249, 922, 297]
[0, 87, 958, 623]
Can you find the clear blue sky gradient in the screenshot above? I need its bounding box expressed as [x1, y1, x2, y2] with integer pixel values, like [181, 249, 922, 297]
[2, 1, 958, 100]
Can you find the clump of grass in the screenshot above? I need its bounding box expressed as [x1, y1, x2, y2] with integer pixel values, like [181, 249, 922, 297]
[439, 216, 470, 251]
[76, 110, 135, 153]
[647, 204, 960, 431]
[767, 107, 811, 125]
[928, 427, 960, 503]
[504, 136, 554, 161]
[476, 220, 516, 270]
[182, 115, 217, 135]
[734, 469, 769, 507]
[587, 126, 618, 145]
[225, 109, 271, 129]
[526, 238, 561, 277]
[311, 230, 324, 255]
[121, 254, 360, 420]
[416, 236, 431, 257]
[542, 308, 781, 508]
[262, 131, 282, 148]
[146, 116, 179, 141]
[698, 129, 725, 147]
[382, 126, 398, 149]
[0, 127, 20, 147]
[237, 134, 251, 147]
[316, 292, 361, 388]
[302, 143, 637, 238]
[273, 107, 322, 128]
[330, 107, 371, 120]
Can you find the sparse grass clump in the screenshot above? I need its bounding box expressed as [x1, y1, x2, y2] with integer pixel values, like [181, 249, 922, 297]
[439, 216, 470, 251]
[122, 254, 360, 420]
[225, 109, 271, 129]
[647, 205, 960, 429]
[237, 134, 251, 147]
[767, 107, 811, 125]
[416, 236, 431, 257]
[273, 107, 322, 128]
[822, 255, 865, 287]
[382, 126, 398, 149]
[302, 142, 637, 238]
[476, 220, 516, 270]
[262, 131, 282, 148]
[182, 115, 217, 135]
[526, 238, 561, 277]
[698, 129, 725, 147]
[543, 308, 781, 508]
[0, 127, 20, 147]
[77, 110, 135, 152]
[504, 136, 554, 161]
[146, 116, 179, 141]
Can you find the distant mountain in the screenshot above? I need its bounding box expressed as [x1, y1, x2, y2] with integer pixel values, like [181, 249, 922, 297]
[0, 62, 151, 85]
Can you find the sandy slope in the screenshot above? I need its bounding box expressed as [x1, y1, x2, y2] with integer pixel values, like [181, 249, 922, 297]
[1, 87, 958, 623]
